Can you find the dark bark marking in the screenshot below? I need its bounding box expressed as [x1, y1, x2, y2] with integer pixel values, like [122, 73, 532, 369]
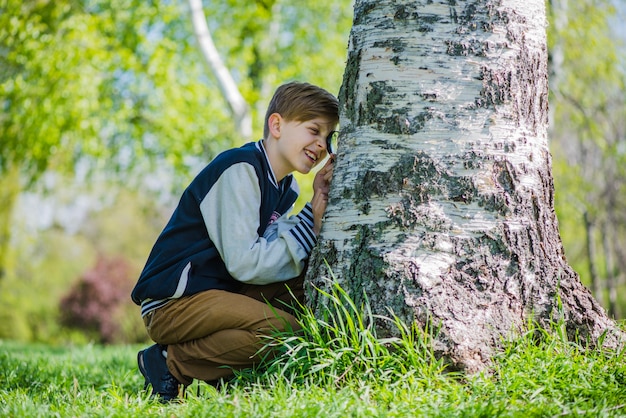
[446, 38, 488, 57]
[372, 38, 407, 53]
[339, 49, 362, 124]
[494, 159, 516, 196]
[353, 1, 377, 26]
[478, 67, 513, 107]
[363, 81, 394, 123]
[347, 224, 387, 309]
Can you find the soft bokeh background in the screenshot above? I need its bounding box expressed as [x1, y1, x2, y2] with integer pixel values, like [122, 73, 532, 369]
[0, 0, 624, 344]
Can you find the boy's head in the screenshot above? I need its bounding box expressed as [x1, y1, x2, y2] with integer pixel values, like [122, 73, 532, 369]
[263, 82, 339, 139]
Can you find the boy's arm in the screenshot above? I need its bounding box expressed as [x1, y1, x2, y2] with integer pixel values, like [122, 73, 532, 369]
[200, 163, 316, 284]
[263, 203, 315, 243]
[265, 157, 334, 244]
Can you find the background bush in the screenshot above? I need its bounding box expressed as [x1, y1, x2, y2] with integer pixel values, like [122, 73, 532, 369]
[59, 254, 146, 344]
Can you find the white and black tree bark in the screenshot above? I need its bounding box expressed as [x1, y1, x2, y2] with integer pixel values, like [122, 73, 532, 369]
[307, 0, 622, 372]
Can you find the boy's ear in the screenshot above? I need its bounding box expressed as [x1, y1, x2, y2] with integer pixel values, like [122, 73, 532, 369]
[268, 113, 282, 138]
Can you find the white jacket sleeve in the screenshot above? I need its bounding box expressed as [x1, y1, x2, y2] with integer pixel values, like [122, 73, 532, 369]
[199, 162, 316, 285]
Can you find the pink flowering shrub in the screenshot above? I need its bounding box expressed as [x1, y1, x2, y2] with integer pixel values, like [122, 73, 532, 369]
[60, 254, 138, 343]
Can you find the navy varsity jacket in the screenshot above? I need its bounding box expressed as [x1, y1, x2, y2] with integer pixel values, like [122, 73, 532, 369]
[131, 140, 317, 317]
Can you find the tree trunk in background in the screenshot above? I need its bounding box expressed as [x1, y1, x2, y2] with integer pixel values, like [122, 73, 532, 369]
[603, 221, 618, 318]
[0, 166, 20, 280]
[187, 0, 252, 139]
[307, 0, 622, 372]
[583, 211, 601, 301]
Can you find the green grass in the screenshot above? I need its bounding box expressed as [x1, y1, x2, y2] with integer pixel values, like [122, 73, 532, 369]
[2, 283, 625, 417]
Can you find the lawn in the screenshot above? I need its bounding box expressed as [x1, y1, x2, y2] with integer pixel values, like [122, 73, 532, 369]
[2, 286, 625, 417]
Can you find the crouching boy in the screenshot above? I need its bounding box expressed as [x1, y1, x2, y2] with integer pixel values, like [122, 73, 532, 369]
[131, 81, 339, 401]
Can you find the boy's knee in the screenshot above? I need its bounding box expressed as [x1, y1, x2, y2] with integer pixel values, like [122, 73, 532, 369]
[265, 312, 301, 334]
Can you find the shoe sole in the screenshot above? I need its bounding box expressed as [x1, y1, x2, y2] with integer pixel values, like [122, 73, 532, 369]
[137, 350, 150, 391]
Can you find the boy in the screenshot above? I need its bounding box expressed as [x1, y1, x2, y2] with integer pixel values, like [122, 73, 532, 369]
[131, 81, 339, 401]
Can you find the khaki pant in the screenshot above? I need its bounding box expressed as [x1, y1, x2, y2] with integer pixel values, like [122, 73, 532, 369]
[143, 277, 304, 386]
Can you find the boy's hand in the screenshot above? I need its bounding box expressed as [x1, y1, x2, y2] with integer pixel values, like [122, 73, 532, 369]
[311, 155, 335, 235]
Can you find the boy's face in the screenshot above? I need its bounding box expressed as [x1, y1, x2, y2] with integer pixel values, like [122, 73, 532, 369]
[269, 113, 335, 177]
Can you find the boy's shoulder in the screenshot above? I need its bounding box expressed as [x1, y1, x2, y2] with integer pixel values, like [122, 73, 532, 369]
[194, 141, 265, 183]
[206, 141, 264, 172]
[214, 141, 260, 163]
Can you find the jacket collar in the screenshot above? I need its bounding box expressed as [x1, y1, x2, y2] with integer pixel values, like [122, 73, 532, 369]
[256, 140, 279, 189]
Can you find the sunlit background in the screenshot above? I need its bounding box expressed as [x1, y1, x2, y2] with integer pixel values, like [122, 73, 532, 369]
[1, 0, 624, 345]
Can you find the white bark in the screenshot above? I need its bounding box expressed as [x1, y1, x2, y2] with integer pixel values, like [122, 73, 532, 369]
[187, 0, 252, 139]
[308, 0, 622, 372]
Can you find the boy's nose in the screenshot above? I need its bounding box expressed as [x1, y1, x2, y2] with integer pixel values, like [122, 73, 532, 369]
[317, 135, 327, 150]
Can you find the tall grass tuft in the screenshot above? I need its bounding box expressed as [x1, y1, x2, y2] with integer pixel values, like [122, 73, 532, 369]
[245, 278, 455, 391]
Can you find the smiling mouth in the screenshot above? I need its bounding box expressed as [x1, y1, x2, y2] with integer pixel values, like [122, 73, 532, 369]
[304, 149, 318, 163]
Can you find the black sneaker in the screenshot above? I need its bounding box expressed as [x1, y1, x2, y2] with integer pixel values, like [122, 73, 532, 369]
[137, 344, 182, 402]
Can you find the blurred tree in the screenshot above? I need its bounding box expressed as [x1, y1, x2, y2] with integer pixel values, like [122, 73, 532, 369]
[188, 0, 252, 138]
[548, 0, 626, 318]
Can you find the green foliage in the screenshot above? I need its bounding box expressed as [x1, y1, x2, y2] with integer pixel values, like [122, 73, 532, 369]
[203, 0, 352, 112]
[0, 0, 233, 182]
[0, 166, 20, 277]
[1, 285, 625, 417]
[0, 0, 235, 283]
[550, 158, 590, 278]
[0, 0, 352, 184]
[0, 228, 96, 343]
[0, 182, 157, 344]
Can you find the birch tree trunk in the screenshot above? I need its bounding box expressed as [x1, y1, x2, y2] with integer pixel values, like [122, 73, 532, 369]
[187, 0, 252, 139]
[307, 0, 623, 372]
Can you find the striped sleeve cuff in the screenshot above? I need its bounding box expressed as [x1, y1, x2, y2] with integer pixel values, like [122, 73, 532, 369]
[289, 203, 317, 253]
[297, 203, 315, 228]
